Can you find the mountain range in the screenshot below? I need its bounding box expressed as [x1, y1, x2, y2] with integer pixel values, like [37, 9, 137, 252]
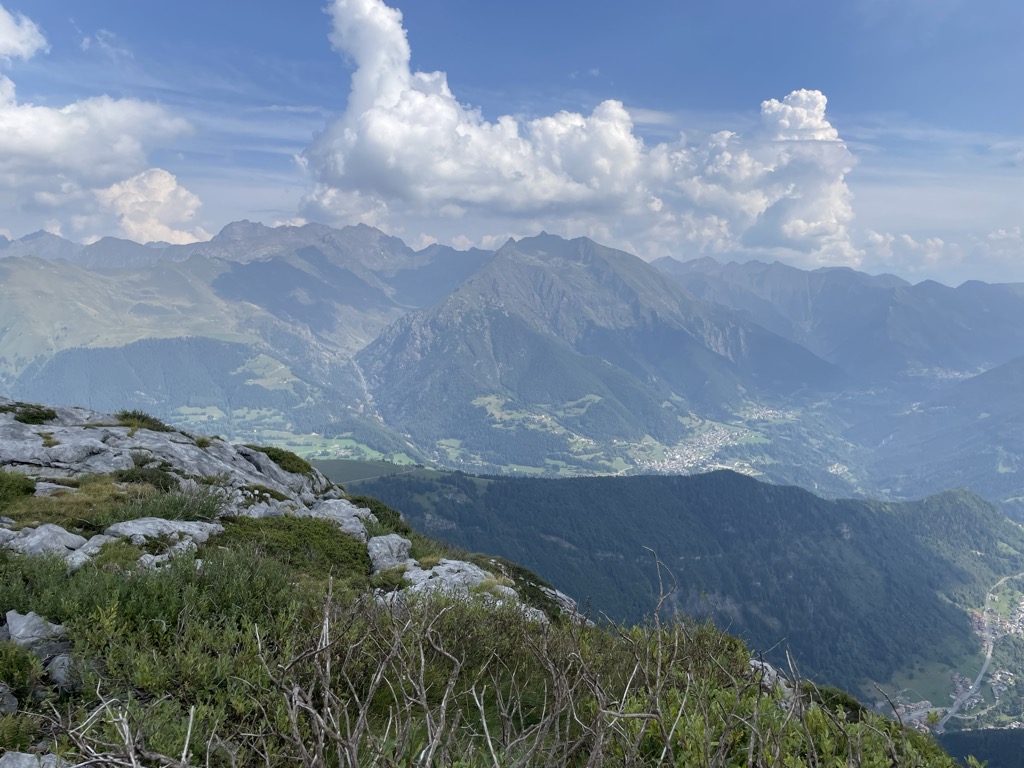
[3, 222, 1024, 515]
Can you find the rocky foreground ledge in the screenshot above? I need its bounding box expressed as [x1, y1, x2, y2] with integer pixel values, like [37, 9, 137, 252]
[0, 397, 581, 614]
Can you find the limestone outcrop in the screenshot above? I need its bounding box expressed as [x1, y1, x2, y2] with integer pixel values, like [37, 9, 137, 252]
[0, 397, 584, 618]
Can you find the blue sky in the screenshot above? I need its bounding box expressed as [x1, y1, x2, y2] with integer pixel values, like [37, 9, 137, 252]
[1, 0, 1022, 284]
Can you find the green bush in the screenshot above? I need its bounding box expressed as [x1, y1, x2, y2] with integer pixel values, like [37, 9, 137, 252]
[0, 712, 41, 753]
[347, 495, 413, 537]
[245, 445, 314, 477]
[369, 566, 408, 593]
[0, 401, 57, 425]
[0, 640, 45, 700]
[113, 466, 179, 493]
[0, 469, 36, 508]
[92, 539, 145, 570]
[115, 409, 174, 433]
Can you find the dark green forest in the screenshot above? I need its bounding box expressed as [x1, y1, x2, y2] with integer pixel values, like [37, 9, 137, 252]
[342, 467, 1024, 697]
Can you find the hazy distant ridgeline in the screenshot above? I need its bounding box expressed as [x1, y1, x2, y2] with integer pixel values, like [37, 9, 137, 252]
[3, 221, 1024, 513]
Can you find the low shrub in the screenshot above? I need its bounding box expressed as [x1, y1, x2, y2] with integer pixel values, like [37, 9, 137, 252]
[214, 516, 371, 581]
[0, 402, 57, 425]
[38, 431, 59, 447]
[347, 495, 412, 537]
[245, 445, 314, 477]
[0, 640, 45, 701]
[113, 466, 179, 493]
[110, 486, 224, 524]
[368, 566, 408, 593]
[115, 410, 174, 433]
[0, 469, 36, 508]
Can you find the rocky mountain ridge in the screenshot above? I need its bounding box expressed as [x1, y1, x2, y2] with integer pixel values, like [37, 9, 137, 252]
[4, 221, 1024, 515]
[0, 397, 578, 620]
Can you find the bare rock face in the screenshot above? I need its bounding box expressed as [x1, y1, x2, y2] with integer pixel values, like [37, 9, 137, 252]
[367, 533, 413, 572]
[0, 398, 329, 518]
[403, 559, 492, 596]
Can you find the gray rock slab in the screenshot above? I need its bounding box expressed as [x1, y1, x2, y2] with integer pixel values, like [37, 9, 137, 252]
[0, 753, 70, 768]
[104, 518, 223, 545]
[6, 611, 66, 650]
[404, 559, 492, 597]
[296, 499, 377, 542]
[367, 534, 413, 573]
[32, 482, 75, 498]
[7, 524, 87, 556]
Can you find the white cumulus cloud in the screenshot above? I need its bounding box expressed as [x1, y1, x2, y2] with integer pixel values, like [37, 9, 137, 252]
[302, 0, 859, 268]
[96, 168, 209, 244]
[0, 6, 202, 242]
[0, 4, 46, 62]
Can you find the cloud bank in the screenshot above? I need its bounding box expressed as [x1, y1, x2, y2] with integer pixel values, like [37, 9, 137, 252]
[0, 5, 46, 62]
[97, 169, 209, 245]
[0, 4, 205, 244]
[303, 0, 859, 268]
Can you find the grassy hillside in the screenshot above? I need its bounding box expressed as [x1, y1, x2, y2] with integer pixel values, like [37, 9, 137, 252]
[0, 466, 960, 766]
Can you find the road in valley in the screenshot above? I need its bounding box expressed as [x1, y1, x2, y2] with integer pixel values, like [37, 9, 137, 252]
[935, 572, 1024, 733]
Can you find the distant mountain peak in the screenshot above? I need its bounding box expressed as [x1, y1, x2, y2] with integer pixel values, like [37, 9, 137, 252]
[214, 220, 273, 241]
[21, 229, 69, 243]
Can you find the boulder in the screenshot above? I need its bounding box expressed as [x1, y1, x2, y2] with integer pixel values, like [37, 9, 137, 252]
[0, 681, 17, 714]
[404, 559, 492, 597]
[6, 611, 66, 651]
[367, 534, 413, 573]
[32, 482, 75, 498]
[749, 658, 794, 702]
[45, 653, 76, 690]
[295, 499, 377, 542]
[6, 524, 87, 557]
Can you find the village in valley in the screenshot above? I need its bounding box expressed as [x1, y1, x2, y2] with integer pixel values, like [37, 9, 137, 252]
[891, 581, 1024, 734]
